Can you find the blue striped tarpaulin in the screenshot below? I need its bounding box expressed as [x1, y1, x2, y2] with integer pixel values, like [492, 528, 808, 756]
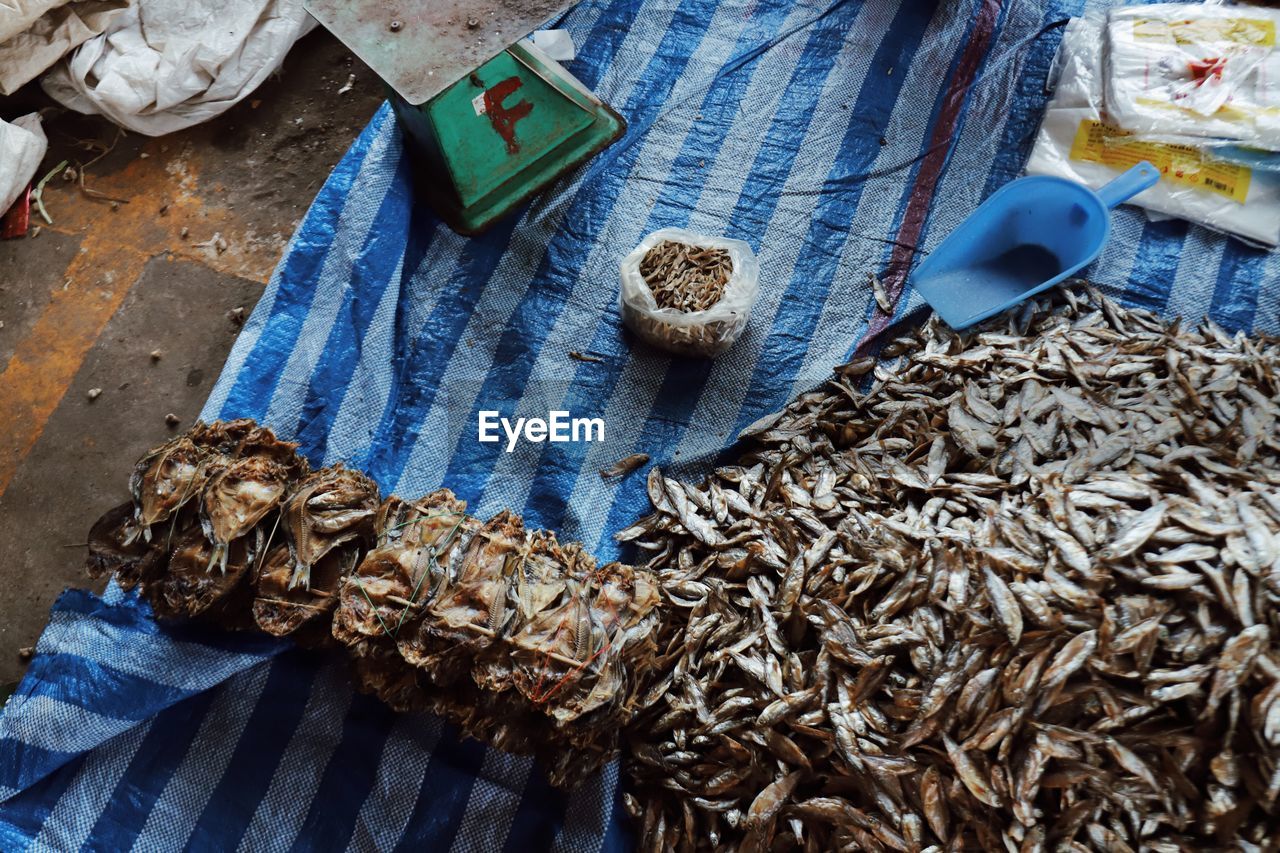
[2, 0, 1277, 849]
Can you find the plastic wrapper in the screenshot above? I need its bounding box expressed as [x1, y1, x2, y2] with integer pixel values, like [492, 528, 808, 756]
[0, 113, 45, 217]
[619, 227, 759, 358]
[1104, 4, 1280, 151]
[0, 0, 127, 95]
[0, 0, 71, 42]
[1027, 15, 1280, 249]
[41, 0, 315, 136]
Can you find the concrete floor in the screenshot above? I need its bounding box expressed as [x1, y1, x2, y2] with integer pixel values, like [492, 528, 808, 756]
[0, 30, 385, 687]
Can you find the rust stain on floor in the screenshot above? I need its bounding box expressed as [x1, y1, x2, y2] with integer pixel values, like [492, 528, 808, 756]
[0, 142, 285, 500]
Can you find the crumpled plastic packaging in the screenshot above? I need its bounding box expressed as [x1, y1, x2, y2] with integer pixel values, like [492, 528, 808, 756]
[0, 113, 47, 218]
[0, 0, 128, 96]
[1027, 15, 1280, 249]
[619, 227, 759, 358]
[41, 0, 315, 136]
[0, 0, 71, 42]
[1104, 4, 1280, 151]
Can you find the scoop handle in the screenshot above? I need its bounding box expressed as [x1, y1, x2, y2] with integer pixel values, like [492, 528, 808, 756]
[1096, 161, 1161, 209]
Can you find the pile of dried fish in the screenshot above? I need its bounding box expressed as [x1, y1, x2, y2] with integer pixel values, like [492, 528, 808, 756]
[618, 286, 1280, 851]
[86, 422, 661, 780]
[640, 239, 733, 313]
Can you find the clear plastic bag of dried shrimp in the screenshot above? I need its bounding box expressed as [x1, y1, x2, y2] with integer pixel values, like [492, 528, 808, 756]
[619, 227, 759, 358]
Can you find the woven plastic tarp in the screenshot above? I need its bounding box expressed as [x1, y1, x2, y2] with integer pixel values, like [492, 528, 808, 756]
[2, 0, 1277, 849]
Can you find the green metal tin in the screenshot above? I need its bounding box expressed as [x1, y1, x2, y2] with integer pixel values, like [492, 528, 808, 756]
[390, 43, 625, 234]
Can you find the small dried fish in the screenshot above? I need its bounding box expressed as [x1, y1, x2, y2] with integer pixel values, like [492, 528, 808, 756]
[601, 453, 651, 480]
[640, 240, 732, 313]
[626, 238, 744, 357]
[1100, 503, 1166, 561]
[283, 466, 379, 590]
[870, 272, 893, 314]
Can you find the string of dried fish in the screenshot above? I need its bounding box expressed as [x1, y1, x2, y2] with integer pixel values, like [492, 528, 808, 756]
[335, 500, 662, 783]
[618, 284, 1280, 851]
[86, 421, 661, 782]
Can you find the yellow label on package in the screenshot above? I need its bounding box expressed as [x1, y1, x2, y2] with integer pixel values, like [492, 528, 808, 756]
[1132, 16, 1276, 47]
[1132, 96, 1280, 131]
[1068, 119, 1251, 204]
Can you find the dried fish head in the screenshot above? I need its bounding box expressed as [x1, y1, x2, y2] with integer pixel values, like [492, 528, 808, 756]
[129, 433, 206, 541]
[333, 490, 468, 645]
[200, 427, 306, 572]
[87, 501, 154, 585]
[283, 465, 379, 590]
[148, 525, 251, 621]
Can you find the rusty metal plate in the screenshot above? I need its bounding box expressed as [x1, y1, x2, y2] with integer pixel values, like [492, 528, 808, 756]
[304, 0, 580, 105]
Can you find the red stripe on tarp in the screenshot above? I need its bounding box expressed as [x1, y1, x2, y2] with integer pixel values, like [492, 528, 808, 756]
[856, 0, 1004, 354]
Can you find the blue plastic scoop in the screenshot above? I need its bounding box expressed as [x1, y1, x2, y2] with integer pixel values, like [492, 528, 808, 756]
[911, 161, 1160, 329]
